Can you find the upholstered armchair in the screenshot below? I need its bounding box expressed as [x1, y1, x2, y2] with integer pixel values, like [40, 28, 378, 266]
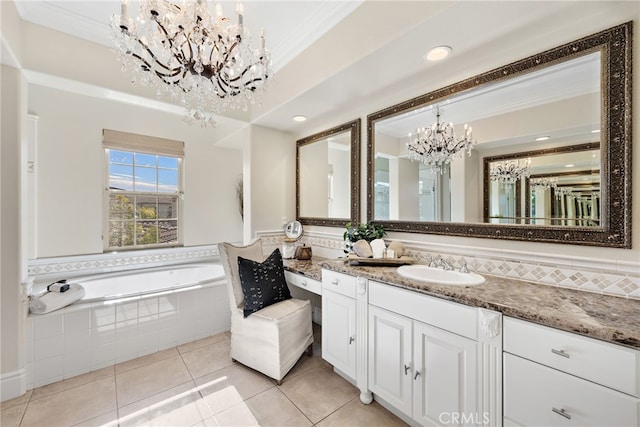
[218, 240, 313, 384]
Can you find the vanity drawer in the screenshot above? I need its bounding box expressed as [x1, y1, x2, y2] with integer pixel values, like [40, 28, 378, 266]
[369, 280, 477, 340]
[504, 317, 640, 397]
[504, 353, 639, 426]
[322, 270, 356, 299]
[284, 271, 321, 295]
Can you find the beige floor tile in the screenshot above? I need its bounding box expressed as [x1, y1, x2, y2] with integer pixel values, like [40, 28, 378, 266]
[213, 387, 311, 427]
[21, 377, 116, 427]
[181, 340, 234, 379]
[0, 390, 31, 411]
[283, 352, 332, 383]
[31, 366, 114, 400]
[177, 332, 229, 354]
[316, 396, 408, 426]
[193, 415, 221, 426]
[118, 381, 212, 427]
[195, 363, 274, 415]
[71, 410, 118, 427]
[279, 367, 358, 423]
[116, 355, 192, 407]
[1, 403, 26, 427]
[115, 347, 179, 374]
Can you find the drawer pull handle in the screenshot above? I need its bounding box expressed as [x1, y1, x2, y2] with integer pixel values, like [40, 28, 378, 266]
[414, 371, 421, 380]
[404, 365, 410, 375]
[300, 281, 307, 287]
[331, 279, 339, 285]
[551, 348, 570, 358]
[552, 407, 572, 420]
[349, 336, 355, 344]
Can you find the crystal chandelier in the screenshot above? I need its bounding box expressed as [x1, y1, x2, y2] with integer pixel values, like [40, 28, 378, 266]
[407, 107, 476, 172]
[110, 0, 271, 126]
[530, 176, 558, 190]
[490, 159, 531, 184]
[555, 186, 573, 198]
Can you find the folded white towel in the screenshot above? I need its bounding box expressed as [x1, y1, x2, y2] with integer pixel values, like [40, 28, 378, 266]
[29, 284, 85, 315]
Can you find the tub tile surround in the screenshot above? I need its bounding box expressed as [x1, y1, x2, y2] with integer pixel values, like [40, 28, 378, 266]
[258, 230, 640, 300]
[25, 285, 231, 389]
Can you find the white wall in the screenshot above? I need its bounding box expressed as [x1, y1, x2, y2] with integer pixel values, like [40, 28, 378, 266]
[247, 125, 296, 240]
[1, 64, 27, 400]
[28, 85, 244, 257]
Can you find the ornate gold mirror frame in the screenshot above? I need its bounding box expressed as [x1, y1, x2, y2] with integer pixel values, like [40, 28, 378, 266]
[297, 118, 361, 227]
[366, 22, 632, 248]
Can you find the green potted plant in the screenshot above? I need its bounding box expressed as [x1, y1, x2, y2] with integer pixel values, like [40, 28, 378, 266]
[343, 222, 386, 254]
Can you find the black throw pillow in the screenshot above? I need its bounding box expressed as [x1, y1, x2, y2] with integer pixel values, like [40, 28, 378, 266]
[237, 248, 292, 318]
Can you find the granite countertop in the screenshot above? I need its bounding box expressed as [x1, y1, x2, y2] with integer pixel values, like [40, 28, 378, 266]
[285, 256, 640, 350]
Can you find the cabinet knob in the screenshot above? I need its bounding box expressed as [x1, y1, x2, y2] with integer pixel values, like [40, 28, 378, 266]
[551, 348, 571, 359]
[404, 364, 410, 375]
[414, 370, 421, 380]
[300, 281, 307, 287]
[552, 407, 572, 420]
[331, 279, 339, 285]
[349, 336, 355, 344]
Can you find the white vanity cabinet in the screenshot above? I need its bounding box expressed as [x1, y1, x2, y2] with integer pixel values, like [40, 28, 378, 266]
[503, 317, 640, 426]
[321, 269, 372, 404]
[321, 271, 357, 379]
[368, 280, 502, 426]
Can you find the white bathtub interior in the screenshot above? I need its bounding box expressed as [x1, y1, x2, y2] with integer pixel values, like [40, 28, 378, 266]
[25, 263, 231, 389]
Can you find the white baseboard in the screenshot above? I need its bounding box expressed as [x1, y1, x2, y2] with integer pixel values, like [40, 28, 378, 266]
[0, 368, 27, 402]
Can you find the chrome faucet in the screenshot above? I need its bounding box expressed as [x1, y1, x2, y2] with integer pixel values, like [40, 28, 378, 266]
[459, 260, 469, 273]
[432, 255, 454, 271]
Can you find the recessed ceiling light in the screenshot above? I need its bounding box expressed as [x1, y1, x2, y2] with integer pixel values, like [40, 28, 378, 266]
[535, 136, 550, 141]
[565, 164, 575, 168]
[292, 115, 307, 122]
[591, 129, 600, 133]
[424, 46, 452, 62]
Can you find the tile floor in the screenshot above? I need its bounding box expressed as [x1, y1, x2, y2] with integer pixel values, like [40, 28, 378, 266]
[1, 325, 407, 426]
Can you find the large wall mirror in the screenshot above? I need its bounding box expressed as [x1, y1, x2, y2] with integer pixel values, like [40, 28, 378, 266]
[367, 22, 631, 248]
[297, 119, 361, 227]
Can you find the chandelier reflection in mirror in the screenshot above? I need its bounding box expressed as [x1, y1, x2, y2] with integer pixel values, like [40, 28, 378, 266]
[490, 159, 531, 184]
[110, 0, 271, 126]
[407, 107, 476, 172]
[530, 176, 558, 190]
[555, 186, 573, 199]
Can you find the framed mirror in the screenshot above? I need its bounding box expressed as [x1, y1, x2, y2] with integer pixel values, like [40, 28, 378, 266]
[297, 119, 361, 227]
[367, 22, 631, 248]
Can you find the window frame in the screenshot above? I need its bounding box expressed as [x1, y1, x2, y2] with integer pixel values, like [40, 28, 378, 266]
[103, 147, 184, 252]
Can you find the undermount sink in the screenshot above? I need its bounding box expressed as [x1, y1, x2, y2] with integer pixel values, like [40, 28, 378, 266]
[397, 265, 485, 286]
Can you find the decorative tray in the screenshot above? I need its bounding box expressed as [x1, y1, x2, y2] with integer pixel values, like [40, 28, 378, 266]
[347, 254, 415, 266]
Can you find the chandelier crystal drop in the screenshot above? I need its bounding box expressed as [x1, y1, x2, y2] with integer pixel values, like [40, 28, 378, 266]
[110, 0, 271, 127]
[555, 186, 573, 198]
[490, 159, 531, 184]
[407, 107, 476, 172]
[530, 176, 558, 190]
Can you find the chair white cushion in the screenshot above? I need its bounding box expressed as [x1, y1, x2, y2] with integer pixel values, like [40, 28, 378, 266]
[218, 241, 314, 382]
[230, 298, 313, 381]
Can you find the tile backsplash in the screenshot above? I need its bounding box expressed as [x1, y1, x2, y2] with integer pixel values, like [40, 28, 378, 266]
[27, 237, 639, 300]
[258, 230, 640, 300]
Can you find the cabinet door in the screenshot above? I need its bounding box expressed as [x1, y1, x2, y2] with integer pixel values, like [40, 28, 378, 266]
[413, 322, 478, 426]
[368, 306, 413, 416]
[322, 289, 356, 379]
